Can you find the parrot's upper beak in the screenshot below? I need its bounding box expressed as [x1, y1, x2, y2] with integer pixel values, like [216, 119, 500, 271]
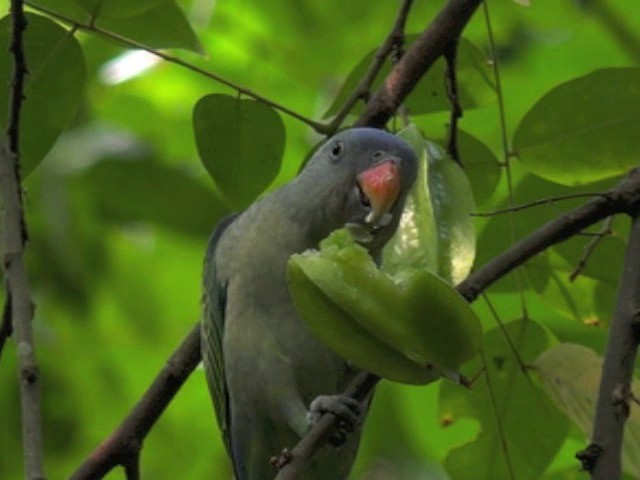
[357, 159, 401, 228]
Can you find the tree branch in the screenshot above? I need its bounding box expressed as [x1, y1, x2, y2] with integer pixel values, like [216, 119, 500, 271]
[274, 372, 380, 480]
[575, 209, 640, 479]
[444, 37, 463, 166]
[321, 0, 414, 136]
[1, 2, 46, 479]
[354, 0, 482, 128]
[458, 169, 640, 302]
[69, 323, 201, 480]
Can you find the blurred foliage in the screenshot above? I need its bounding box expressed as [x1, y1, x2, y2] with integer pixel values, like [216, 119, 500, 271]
[0, 0, 639, 478]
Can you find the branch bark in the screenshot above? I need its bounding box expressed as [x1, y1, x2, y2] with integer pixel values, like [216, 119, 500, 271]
[458, 169, 640, 302]
[1, 3, 46, 479]
[575, 209, 640, 479]
[69, 323, 201, 480]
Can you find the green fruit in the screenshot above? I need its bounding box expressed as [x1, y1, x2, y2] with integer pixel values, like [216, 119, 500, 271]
[288, 229, 481, 385]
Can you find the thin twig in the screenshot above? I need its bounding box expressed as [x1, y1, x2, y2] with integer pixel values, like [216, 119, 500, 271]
[577, 209, 640, 479]
[482, 294, 529, 377]
[482, 0, 530, 322]
[2, 2, 46, 479]
[472, 193, 608, 217]
[354, 0, 483, 128]
[323, 0, 414, 135]
[479, 348, 515, 480]
[443, 37, 463, 166]
[69, 323, 201, 480]
[569, 216, 614, 281]
[23, 1, 327, 134]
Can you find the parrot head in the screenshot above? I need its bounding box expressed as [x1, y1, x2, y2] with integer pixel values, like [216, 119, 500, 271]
[298, 127, 417, 251]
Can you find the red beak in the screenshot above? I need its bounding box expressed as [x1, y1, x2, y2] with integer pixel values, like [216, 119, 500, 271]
[357, 160, 401, 225]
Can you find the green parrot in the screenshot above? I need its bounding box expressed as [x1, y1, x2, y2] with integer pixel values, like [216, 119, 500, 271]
[202, 127, 417, 480]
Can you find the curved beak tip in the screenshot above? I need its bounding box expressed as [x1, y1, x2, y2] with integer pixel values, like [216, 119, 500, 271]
[357, 160, 401, 225]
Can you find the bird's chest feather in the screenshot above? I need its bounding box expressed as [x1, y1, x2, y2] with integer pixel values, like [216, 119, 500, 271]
[219, 206, 347, 401]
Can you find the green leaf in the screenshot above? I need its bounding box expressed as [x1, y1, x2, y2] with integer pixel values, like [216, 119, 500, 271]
[534, 343, 640, 477]
[84, 156, 228, 236]
[427, 141, 476, 285]
[288, 229, 482, 384]
[323, 37, 495, 118]
[453, 130, 502, 206]
[513, 67, 640, 185]
[0, 13, 86, 177]
[440, 319, 568, 480]
[75, 0, 167, 18]
[30, 0, 203, 53]
[193, 94, 285, 210]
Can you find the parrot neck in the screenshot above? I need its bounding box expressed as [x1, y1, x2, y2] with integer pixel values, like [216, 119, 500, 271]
[278, 176, 346, 248]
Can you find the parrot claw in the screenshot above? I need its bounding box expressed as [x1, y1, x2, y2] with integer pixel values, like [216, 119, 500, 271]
[307, 395, 362, 446]
[270, 448, 292, 470]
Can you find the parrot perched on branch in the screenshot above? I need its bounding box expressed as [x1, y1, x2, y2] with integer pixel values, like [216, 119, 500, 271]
[201, 127, 417, 480]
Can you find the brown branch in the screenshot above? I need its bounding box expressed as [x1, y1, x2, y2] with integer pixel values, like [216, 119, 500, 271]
[575, 208, 640, 479]
[458, 169, 640, 302]
[2, 2, 46, 479]
[69, 324, 201, 480]
[322, 0, 414, 135]
[274, 372, 380, 480]
[444, 37, 463, 166]
[354, 0, 482, 128]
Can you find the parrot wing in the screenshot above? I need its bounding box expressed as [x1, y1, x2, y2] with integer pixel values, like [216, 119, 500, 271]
[201, 213, 239, 460]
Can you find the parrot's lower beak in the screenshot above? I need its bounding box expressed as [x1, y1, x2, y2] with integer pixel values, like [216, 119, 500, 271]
[357, 159, 401, 227]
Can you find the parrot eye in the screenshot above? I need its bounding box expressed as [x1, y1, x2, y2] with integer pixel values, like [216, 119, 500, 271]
[329, 141, 345, 161]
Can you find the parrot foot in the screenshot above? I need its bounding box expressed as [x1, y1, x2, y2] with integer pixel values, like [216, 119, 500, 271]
[270, 448, 292, 470]
[307, 395, 362, 447]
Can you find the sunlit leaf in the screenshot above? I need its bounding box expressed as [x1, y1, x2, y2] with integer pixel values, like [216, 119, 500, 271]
[0, 13, 86, 176]
[84, 156, 228, 236]
[440, 319, 568, 480]
[534, 343, 640, 477]
[513, 68, 640, 185]
[193, 94, 285, 210]
[324, 37, 495, 118]
[30, 0, 203, 52]
[289, 229, 482, 384]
